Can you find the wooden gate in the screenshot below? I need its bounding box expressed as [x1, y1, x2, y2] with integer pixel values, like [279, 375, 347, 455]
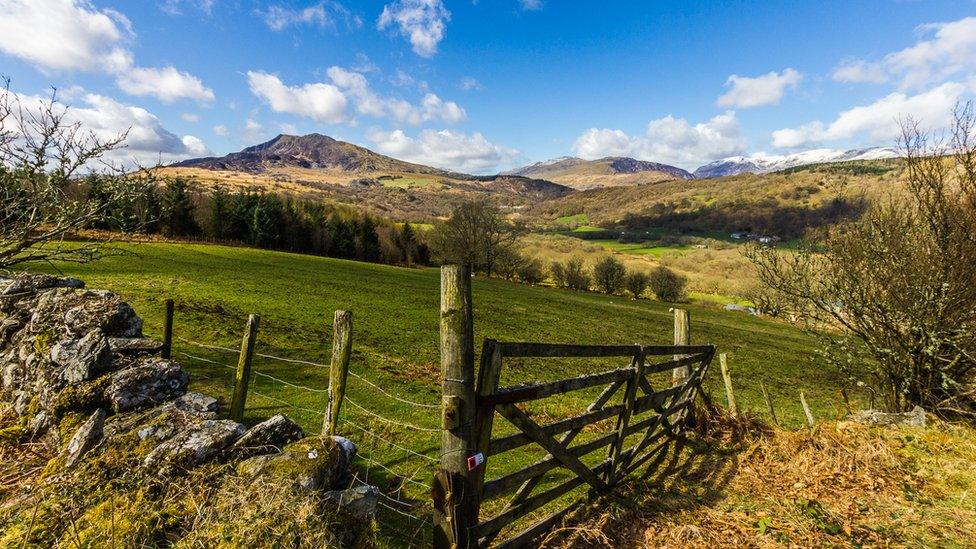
[464, 340, 715, 547]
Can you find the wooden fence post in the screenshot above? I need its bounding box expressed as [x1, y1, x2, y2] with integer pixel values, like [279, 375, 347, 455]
[800, 391, 815, 429]
[161, 299, 174, 359]
[761, 382, 778, 427]
[230, 314, 260, 423]
[671, 308, 691, 385]
[719, 353, 737, 417]
[322, 310, 353, 436]
[433, 265, 478, 549]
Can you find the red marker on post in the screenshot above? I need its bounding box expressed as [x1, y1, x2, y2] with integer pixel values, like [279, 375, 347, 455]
[467, 452, 485, 471]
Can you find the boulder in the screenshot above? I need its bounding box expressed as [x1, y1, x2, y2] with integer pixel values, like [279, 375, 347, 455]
[108, 337, 163, 356]
[237, 436, 357, 491]
[227, 414, 305, 459]
[51, 330, 113, 383]
[143, 419, 246, 472]
[103, 393, 218, 442]
[65, 409, 106, 468]
[850, 406, 927, 428]
[324, 485, 379, 521]
[106, 359, 188, 413]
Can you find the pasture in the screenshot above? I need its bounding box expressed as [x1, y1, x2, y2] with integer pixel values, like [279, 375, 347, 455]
[33, 242, 858, 544]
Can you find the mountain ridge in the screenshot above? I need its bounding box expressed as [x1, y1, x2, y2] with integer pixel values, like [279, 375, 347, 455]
[693, 147, 901, 178]
[503, 156, 693, 190]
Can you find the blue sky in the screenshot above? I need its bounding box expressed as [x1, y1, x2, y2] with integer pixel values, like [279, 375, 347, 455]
[1, 0, 975, 172]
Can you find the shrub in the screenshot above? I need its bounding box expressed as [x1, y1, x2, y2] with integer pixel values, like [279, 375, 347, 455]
[593, 255, 626, 294]
[625, 270, 650, 299]
[649, 266, 687, 302]
[516, 257, 545, 285]
[564, 257, 591, 291]
[747, 106, 976, 416]
[550, 261, 566, 287]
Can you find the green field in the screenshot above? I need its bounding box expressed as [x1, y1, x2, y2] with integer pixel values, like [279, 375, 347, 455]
[30, 242, 858, 545]
[582, 238, 693, 257]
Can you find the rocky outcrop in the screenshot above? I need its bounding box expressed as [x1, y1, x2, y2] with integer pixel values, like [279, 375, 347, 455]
[0, 273, 373, 519]
[850, 406, 927, 428]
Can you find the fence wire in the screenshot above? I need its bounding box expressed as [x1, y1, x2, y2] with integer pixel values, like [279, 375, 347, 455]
[175, 337, 437, 546]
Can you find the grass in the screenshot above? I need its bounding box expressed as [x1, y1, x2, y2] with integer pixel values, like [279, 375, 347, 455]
[29, 242, 861, 545]
[582, 238, 692, 258]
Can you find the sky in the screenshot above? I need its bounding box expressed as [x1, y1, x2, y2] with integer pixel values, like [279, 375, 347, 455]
[1, 0, 975, 173]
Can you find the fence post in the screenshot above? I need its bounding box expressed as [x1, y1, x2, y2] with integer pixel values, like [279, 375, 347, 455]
[761, 382, 779, 427]
[161, 299, 174, 359]
[322, 310, 353, 436]
[230, 314, 260, 423]
[433, 265, 477, 549]
[719, 353, 737, 417]
[800, 391, 815, 430]
[671, 308, 691, 385]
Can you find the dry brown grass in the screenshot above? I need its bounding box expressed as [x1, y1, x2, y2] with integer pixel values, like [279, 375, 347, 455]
[542, 405, 976, 548]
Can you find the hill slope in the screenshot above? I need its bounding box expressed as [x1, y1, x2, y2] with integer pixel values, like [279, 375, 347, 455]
[505, 156, 693, 189]
[175, 133, 451, 175]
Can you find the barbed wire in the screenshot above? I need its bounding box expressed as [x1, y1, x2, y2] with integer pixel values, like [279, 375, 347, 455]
[341, 417, 439, 464]
[357, 452, 433, 491]
[177, 336, 440, 410]
[343, 395, 440, 433]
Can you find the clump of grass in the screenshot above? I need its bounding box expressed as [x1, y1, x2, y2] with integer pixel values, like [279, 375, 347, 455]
[544, 412, 976, 548]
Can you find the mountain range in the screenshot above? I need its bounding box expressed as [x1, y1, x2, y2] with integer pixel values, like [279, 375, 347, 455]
[503, 156, 693, 190]
[692, 147, 900, 178]
[174, 133, 901, 187]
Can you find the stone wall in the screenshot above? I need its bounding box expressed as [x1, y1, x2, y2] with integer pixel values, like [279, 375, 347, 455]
[0, 274, 378, 542]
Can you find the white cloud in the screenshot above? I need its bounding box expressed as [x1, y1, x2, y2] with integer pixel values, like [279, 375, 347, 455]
[247, 71, 349, 124]
[833, 16, 976, 90]
[716, 68, 802, 109]
[116, 66, 215, 103]
[367, 128, 520, 173]
[571, 111, 746, 170]
[280, 123, 299, 134]
[0, 0, 132, 72]
[161, 0, 215, 15]
[326, 66, 465, 124]
[244, 118, 265, 142]
[520, 0, 543, 10]
[180, 113, 200, 122]
[213, 124, 229, 136]
[459, 76, 483, 91]
[0, 0, 214, 104]
[8, 90, 210, 167]
[832, 59, 888, 84]
[377, 0, 450, 58]
[260, 2, 361, 31]
[771, 82, 965, 148]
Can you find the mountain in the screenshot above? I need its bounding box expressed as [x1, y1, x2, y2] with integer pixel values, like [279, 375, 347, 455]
[174, 133, 451, 175]
[504, 156, 694, 190]
[693, 147, 900, 178]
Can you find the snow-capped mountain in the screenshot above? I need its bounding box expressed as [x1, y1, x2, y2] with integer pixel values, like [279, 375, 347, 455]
[693, 147, 900, 179]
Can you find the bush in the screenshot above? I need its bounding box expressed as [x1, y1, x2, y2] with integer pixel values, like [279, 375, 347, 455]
[593, 255, 626, 294]
[516, 257, 545, 285]
[649, 266, 687, 302]
[549, 261, 566, 287]
[625, 270, 650, 299]
[564, 257, 591, 291]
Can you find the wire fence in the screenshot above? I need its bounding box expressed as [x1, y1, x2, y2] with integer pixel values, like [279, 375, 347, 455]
[175, 334, 438, 546]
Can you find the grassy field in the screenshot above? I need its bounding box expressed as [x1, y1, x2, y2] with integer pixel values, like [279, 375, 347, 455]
[582, 238, 692, 258]
[30, 242, 858, 545]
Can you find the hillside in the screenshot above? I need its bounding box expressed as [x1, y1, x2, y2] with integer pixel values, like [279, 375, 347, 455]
[532, 160, 904, 237]
[504, 156, 693, 189]
[175, 133, 452, 176]
[164, 134, 574, 221]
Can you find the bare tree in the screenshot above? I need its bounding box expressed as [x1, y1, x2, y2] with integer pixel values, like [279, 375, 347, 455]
[0, 81, 154, 270]
[747, 103, 976, 417]
[429, 199, 523, 275]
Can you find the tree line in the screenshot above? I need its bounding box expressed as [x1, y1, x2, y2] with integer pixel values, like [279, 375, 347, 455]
[92, 177, 431, 267]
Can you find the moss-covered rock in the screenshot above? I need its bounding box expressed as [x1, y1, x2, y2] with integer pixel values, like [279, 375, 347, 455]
[237, 436, 357, 491]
